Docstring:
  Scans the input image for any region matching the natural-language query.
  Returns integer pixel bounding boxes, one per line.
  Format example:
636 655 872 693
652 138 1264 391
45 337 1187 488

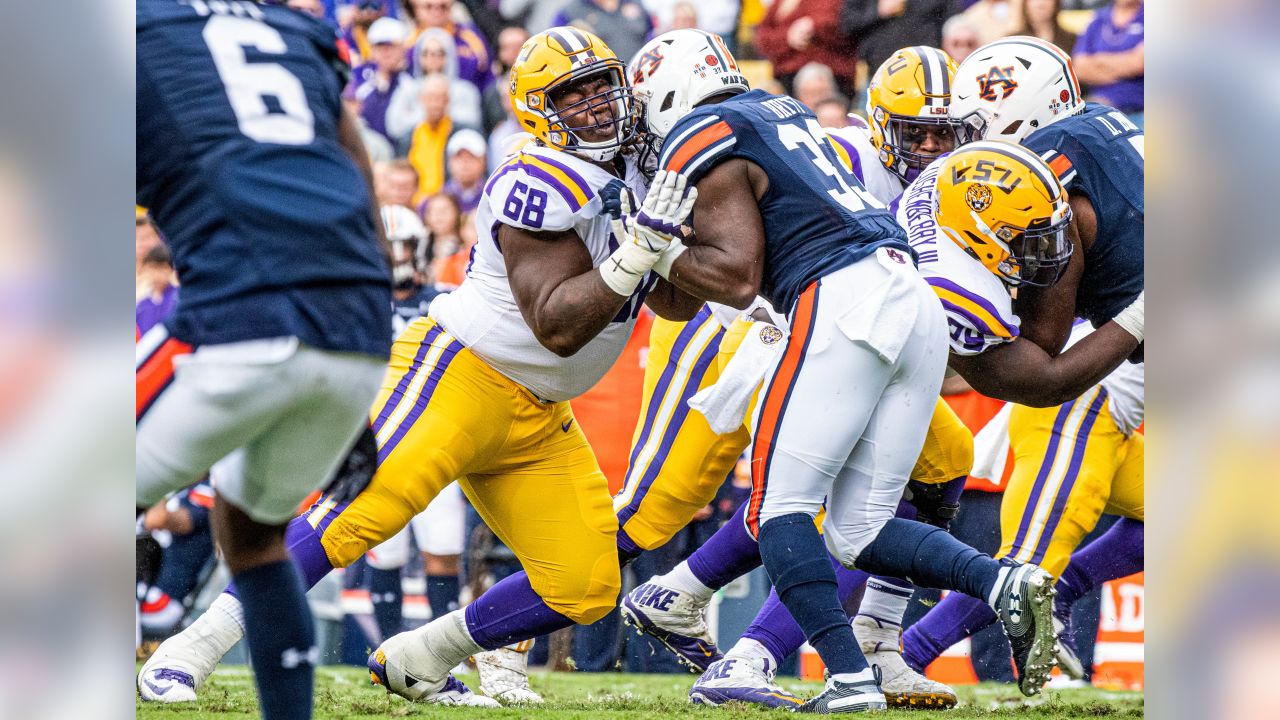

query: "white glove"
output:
1112 290 1143 343
600 170 697 296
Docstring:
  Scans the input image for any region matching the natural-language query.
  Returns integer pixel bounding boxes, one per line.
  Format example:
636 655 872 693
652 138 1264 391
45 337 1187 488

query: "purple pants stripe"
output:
371 324 443 435
1008 398 1077 555
377 339 464 463
1030 387 1109 564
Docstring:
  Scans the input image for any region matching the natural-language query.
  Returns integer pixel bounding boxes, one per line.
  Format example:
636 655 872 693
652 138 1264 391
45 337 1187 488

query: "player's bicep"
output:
501 224 594 319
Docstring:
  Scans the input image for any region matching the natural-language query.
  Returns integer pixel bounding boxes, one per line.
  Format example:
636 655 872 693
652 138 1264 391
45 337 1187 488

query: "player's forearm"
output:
645 277 704 321
664 244 760 309
956 324 1137 407
525 273 631 358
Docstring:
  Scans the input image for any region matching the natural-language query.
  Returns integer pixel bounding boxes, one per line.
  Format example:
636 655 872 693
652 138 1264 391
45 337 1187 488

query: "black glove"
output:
321 425 378 505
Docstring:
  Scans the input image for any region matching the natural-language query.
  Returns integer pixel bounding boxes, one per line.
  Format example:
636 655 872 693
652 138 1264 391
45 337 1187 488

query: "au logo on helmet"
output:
966 183 993 212
976 65 1018 101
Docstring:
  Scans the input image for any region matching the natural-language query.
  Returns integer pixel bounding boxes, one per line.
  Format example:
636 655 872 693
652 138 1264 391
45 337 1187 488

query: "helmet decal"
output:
976 66 1018 101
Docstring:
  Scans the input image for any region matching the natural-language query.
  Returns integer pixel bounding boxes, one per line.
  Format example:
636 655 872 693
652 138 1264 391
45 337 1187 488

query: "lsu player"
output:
139 26 700 707
136 1 391 718
898 35 1147 677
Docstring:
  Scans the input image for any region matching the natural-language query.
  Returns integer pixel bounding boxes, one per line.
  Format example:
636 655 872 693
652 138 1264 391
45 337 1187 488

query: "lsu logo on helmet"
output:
976 66 1018 101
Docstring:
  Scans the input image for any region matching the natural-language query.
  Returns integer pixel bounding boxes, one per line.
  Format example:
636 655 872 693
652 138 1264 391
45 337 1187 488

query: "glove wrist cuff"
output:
652 238 687 279
600 242 660 296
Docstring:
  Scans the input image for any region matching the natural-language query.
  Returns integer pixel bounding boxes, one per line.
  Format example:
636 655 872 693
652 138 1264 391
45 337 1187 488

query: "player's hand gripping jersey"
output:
657 90 910 314
1023 103 1144 327
430 144 654 401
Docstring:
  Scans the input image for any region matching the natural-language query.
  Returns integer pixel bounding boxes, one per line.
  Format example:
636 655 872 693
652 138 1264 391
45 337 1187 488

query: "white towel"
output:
970 402 1012 484
689 321 789 434
833 249 920 365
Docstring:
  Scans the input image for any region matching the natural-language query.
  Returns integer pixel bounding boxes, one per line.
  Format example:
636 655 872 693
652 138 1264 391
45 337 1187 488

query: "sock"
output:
366 567 403 640
1057 518 1145 609
901 592 997 672
426 574 460 620
728 636 777 664
758 514 865 675
743 554 870 665
857 576 913 627
855 518 1000 602
235 560 317 720
463 570 576 649
652 561 714 603
685 502 764 591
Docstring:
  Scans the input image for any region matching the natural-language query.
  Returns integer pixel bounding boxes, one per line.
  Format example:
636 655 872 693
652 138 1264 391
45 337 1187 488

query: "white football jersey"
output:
1062 322 1145 435
894 157 1021 356
429 144 652 402
825 124 905 205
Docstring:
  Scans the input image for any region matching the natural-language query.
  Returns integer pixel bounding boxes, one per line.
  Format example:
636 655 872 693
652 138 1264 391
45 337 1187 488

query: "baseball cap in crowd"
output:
367 17 408 46
447 129 487 158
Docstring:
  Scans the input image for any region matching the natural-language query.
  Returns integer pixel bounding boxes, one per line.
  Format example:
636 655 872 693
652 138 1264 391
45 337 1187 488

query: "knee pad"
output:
542 552 622 625
904 477 965 531
821 511 892 569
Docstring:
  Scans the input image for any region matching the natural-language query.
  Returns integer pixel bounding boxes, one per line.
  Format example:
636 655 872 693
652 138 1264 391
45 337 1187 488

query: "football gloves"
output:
600 170 696 296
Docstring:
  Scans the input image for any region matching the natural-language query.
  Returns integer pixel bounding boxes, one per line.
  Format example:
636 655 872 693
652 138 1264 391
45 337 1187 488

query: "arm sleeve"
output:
657 110 739 185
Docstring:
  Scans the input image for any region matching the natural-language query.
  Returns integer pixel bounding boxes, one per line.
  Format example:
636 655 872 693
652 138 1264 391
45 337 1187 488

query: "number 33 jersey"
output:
136 0 390 357
430 144 654 402
656 89 911 315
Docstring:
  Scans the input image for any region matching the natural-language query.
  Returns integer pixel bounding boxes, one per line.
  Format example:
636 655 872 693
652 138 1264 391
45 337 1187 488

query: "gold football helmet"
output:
866 46 964 182
509 27 634 162
934 141 1073 287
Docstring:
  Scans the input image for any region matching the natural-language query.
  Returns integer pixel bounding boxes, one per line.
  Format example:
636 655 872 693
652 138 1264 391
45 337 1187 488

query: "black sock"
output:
235 560 316 720
366 566 403 640
758 513 865 675
855 518 1000 601
426 574 460 620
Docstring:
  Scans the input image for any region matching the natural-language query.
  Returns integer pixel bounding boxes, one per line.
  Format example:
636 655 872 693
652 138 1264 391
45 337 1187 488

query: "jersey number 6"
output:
203 15 316 145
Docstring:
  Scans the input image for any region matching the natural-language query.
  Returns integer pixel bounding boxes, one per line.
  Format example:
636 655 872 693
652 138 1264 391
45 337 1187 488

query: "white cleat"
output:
620 580 721 672
137 594 245 703
852 615 957 709
689 654 802 709
476 640 543 705
368 609 497 706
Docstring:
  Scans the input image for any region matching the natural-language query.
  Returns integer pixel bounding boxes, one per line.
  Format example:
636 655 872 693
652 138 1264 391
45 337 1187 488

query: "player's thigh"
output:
998 387 1122 577
462 419 619 623
136 338 304 508
615 311 740 551
911 397 975 485
1104 429 1144 522
319 321 504 567
410 481 466 556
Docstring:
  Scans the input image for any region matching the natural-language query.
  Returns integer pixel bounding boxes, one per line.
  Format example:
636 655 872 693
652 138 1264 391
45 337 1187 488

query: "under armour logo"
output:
281 646 321 669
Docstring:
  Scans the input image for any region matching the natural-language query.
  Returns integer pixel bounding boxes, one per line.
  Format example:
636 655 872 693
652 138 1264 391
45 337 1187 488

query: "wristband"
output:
652 237 688 279
1111 290 1144 343
599 239 661 296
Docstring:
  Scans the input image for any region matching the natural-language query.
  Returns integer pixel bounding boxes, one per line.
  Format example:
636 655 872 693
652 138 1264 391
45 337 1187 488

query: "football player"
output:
139 26 701 707
136 1 391 718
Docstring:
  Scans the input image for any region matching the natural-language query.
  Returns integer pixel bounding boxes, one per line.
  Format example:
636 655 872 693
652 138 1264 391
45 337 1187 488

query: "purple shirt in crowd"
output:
136 285 179 336
1074 4 1145 113
356 71 410 141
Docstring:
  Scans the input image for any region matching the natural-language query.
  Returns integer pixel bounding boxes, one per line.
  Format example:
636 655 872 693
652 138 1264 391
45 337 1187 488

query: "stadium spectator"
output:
342 87 396 162
286 0 325 18
1023 0 1076 53
814 95 851 128
643 0 739 38
400 0 496 92
136 244 178 336
501 0 573 38
374 160 421 210
407 74 454 201
957 0 1025 45
941 13 981 62
355 17 416 143
387 28 484 143
552 0 655 68
343 0 393 81
486 89 525 172
755 0 857 97
441 129 488 214
1072 0 1144 118
135 211 163 287
494 25 532 79
421 192 465 284
839 0 958 78
792 61 839 112
139 484 216 638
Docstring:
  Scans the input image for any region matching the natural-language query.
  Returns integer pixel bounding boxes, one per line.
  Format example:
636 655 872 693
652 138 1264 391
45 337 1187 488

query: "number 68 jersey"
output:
429 144 654 402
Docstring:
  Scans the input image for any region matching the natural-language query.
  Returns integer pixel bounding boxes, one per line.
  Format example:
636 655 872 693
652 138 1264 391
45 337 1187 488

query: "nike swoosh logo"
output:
561 419 574 432
143 678 171 696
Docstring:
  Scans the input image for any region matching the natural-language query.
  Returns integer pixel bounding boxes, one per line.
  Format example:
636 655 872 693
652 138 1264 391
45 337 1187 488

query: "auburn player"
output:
136 1 391 717
140 26 700 708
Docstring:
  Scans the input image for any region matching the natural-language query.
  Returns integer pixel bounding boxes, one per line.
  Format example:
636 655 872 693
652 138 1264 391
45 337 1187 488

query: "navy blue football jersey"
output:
1023 103 1143 327
658 90 910 314
137 0 390 356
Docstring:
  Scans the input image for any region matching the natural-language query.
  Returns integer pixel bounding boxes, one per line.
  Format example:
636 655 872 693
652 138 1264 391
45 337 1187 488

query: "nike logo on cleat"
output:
143 679 171 696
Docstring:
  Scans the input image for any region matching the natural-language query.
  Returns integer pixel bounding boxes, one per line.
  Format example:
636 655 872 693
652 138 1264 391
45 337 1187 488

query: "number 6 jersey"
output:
656 89 911 315
136 0 391 357
429 144 654 402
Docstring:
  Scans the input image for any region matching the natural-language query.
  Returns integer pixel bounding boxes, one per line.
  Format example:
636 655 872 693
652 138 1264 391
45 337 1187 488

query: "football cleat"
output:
136 593 246 703
796 669 888 714
1052 603 1086 680
994 562 1059 696
620 581 721 672
137 665 198 703
368 649 497 706
852 615 957 709
475 641 543 705
689 655 802 709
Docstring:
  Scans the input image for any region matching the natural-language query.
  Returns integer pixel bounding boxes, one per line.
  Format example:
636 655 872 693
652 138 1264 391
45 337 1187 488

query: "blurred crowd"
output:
136 0 1143 679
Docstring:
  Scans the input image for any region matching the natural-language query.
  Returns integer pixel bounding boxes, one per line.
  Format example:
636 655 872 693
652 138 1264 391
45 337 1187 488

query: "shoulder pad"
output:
484 149 601 232
924 275 1020 356
658 108 737 183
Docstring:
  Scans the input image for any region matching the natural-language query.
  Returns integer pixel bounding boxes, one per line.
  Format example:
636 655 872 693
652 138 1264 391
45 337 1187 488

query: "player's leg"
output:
364 524 413 642
370 394 618 703
413 482 466 621
901 388 1120 688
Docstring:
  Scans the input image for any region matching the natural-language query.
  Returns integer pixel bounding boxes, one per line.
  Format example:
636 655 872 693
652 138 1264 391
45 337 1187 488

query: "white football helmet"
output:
950 36 1084 145
628 29 749 143
381 204 427 243
381 204 428 287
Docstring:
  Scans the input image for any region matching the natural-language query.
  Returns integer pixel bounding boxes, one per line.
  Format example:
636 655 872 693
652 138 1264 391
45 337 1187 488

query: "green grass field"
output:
135 666 1143 719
